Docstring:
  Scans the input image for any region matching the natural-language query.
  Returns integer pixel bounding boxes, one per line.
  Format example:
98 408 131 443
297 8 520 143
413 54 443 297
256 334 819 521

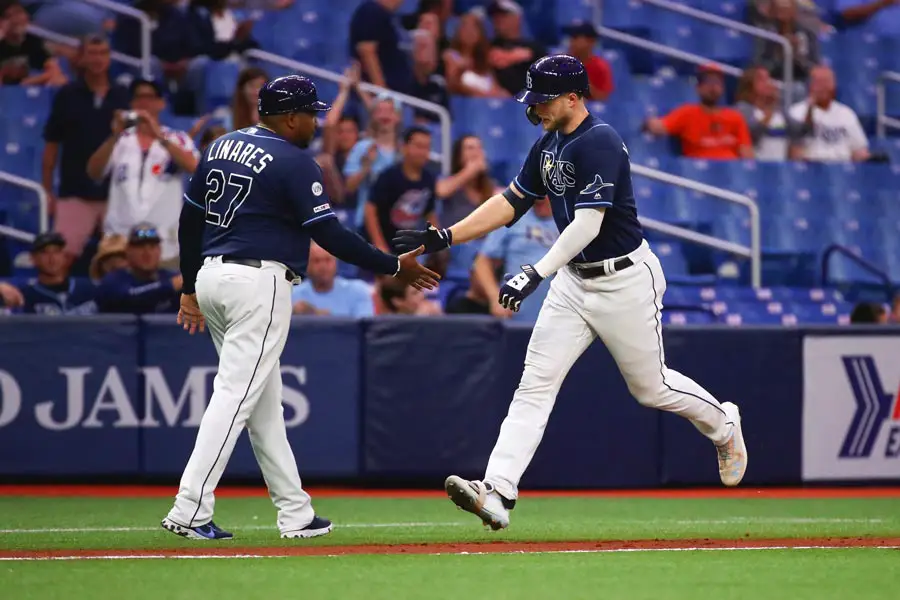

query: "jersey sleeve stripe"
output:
183 194 204 210
513 177 542 199
574 201 613 209
301 212 337 227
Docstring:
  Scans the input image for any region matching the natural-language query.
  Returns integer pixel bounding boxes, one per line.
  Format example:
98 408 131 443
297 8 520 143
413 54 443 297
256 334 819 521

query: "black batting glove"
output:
392 222 452 254
499 264 543 312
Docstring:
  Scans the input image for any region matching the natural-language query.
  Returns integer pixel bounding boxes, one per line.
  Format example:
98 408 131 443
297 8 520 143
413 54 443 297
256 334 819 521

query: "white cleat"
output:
716 402 748 487
444 475 510 531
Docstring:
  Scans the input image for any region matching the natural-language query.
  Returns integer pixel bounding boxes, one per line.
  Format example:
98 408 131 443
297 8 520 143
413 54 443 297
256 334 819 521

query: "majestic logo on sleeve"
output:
840 355 900 459
540 150 576 195
579 174 614 199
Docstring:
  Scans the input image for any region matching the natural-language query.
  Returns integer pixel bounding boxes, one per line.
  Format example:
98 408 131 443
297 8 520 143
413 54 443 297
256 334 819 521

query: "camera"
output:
122 111 140 129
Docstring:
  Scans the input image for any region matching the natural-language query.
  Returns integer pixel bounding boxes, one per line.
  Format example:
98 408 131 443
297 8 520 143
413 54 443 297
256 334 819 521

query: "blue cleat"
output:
161 517 233 540
280 515 333 539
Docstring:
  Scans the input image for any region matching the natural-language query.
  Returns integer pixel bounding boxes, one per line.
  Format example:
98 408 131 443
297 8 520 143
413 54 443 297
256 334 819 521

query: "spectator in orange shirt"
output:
644 65 754 160
562 21 613 101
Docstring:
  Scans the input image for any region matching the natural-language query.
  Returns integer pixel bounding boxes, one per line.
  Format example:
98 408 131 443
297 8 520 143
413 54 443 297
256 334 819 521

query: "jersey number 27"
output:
205 168 252 228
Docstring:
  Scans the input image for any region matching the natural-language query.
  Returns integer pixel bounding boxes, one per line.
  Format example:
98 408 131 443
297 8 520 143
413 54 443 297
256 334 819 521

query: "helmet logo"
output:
526 71 533 89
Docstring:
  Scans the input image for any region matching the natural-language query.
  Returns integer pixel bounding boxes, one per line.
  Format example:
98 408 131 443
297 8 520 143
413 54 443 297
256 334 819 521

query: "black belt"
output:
221 256 298 282
569 256 634 279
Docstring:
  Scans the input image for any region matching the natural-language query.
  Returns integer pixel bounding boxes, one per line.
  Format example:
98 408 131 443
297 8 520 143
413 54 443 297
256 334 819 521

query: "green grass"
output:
4 549 899 600
1 496 898 551
2 495 899 600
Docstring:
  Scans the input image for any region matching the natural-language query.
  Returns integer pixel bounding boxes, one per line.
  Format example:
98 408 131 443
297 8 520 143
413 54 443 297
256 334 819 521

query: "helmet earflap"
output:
526 105 540 126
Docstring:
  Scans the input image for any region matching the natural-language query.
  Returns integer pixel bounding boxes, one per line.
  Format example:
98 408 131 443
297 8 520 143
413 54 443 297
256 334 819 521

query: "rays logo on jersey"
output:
579 174 614 199
540 150 576 195
839 355 900 459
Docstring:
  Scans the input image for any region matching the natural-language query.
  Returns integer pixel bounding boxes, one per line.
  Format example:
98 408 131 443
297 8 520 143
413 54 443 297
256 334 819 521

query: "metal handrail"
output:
80 0 152 79
638 0 795 107
632 163 762 288
27 24 143 70
820 244 894 300
596 26 746 80
0 224 36 243
245 49 452 176
0 171 49 235
875 70 900 138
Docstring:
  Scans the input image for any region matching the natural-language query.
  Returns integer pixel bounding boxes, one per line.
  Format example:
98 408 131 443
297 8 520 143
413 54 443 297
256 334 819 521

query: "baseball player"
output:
162 75 439 540
393 55 747 530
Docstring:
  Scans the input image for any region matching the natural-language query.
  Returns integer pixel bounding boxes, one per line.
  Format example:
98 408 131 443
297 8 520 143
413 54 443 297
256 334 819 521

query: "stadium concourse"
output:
0 0 899 324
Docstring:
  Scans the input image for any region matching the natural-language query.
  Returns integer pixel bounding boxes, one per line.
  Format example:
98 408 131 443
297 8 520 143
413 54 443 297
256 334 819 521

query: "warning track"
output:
2 537 898 561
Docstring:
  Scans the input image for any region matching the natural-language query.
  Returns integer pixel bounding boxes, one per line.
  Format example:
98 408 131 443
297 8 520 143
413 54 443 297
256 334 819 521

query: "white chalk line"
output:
0 517 886 535
2 545 899 562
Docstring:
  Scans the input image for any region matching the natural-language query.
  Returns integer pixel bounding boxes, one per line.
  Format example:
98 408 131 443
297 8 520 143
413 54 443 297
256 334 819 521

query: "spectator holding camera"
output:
96 224 182 314
87 78 199 270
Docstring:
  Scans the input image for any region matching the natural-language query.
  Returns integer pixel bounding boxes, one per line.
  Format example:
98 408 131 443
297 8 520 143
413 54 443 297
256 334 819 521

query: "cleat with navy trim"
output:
281 515 333 539
161 517 233 540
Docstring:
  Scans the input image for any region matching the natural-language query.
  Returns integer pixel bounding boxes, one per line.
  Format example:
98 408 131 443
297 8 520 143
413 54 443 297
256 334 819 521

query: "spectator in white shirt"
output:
788 65 870 162
87 78 200 269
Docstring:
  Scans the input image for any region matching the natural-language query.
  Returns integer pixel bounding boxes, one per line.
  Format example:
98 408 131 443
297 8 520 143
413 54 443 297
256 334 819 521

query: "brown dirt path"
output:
3 537 899 560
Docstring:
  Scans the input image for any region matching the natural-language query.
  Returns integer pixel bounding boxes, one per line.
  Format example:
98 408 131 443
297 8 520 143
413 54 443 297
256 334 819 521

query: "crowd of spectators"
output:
2 0 899 320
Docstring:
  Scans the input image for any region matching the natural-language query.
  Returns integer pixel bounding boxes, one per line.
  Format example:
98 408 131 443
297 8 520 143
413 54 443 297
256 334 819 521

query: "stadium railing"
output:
26 24 144 73
638 0 795 109
0 170 47 243
820 244 895 300
632 163 762 288
875 71 900 138
244 49 453 176
80 0 153 79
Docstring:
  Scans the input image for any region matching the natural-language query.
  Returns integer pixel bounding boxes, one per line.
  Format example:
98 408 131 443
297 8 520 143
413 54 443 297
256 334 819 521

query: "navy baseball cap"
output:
562 20 599 39
31 231 65 252
128 224 161 245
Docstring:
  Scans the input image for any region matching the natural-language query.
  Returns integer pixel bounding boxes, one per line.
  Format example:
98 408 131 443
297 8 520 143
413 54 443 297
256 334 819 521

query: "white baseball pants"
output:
166 257 316 533
485 241 733 500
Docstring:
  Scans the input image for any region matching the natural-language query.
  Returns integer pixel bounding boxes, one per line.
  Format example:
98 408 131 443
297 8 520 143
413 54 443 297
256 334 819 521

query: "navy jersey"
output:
20 278 97 315
369 164 437 248
510 114 643 262
184 127 337 274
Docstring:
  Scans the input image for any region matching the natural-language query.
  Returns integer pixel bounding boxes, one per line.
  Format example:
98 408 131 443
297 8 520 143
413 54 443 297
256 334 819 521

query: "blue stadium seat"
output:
557 0 595 29
449 98 522 165
762 216 828 253
1 144 41 180
698 0 748 19
652 241 689 276
602 0 655 32
723 302 798 326
661 308 718 325
664 284 720 305
202 61 241 113
712 216 752 247
790 302 850 324
701 23 753 64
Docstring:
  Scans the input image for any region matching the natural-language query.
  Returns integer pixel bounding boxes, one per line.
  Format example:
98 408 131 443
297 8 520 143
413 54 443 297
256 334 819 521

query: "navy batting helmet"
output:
257 75 331 116
516 54 589 124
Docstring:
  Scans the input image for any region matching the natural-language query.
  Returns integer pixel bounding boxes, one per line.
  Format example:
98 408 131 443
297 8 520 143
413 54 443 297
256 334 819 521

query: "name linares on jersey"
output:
205 137 274 174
